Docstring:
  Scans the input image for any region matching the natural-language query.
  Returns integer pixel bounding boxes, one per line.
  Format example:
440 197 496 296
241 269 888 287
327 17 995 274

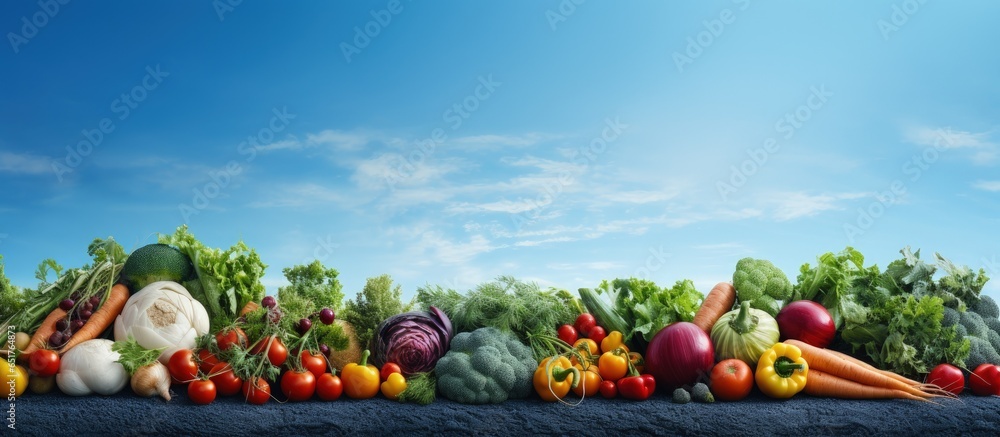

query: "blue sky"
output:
2 0 999 304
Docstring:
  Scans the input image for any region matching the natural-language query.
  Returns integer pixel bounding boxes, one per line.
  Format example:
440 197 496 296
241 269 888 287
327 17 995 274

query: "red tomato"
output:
216 327 248 351
242 377 272 405
599 380 617 399
709 359 754 401
925 363 965 396
29 349 60 377
281 370 317 402
250 336 288 367
302 350 328 379
316 373 343 401
209 362 243 397
380 362 401 382
969 363 1000 396
188 379 217 405
168 349 199 385
588 326 607 346
197 349 221 374
557 324 578 345
574 313 597 337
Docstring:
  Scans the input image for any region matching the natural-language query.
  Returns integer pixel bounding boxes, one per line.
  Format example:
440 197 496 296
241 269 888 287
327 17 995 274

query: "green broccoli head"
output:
966 336 1000 370
941 306 961 328
733 258 792 316
984 316 1000 335
989 330 1000 356
971 296 1000 320
434 327 535 404
960 311 990 339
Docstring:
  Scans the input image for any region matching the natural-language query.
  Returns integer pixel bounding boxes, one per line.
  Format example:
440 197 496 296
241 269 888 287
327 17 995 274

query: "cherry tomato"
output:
188 379 217 405
302 350 328 379
216 327 248 351
588 326 607 345
970 363 1000 396
209 362 243 397
197 349 221 374
281 369 317 402
242 377 272 405
380 362 402 382
710 359 754 402
250 336 288 367
316 373 343 401
574 313 597 337
29 349 60 377
599 380 617 399
557 324 578 345
168 349 199 385
925 363 964 396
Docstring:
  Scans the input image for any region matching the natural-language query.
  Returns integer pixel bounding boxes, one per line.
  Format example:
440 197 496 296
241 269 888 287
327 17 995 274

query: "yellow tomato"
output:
3 364 28 398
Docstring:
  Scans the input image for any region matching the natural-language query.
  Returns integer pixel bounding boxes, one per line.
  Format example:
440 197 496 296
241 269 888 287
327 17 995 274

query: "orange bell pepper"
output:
341 349 380 399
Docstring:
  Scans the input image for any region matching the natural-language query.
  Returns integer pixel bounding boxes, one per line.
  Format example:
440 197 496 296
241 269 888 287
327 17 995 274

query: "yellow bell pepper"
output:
380 372 407 400
600 331 629 354
534 356 580 402
755 342 808 399
342 350 381 399
597 348 629 382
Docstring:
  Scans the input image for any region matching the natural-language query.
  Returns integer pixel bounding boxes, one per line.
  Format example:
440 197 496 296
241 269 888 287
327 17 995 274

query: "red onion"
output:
645 322 715 389
775 300 836 349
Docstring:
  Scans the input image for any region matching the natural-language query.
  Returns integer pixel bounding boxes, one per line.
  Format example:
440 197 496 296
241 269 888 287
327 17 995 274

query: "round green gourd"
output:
710 301 780 367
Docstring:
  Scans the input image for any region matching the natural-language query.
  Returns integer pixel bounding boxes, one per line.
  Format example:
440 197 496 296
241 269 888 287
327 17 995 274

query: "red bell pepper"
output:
618 374 656 400
616 352 655 400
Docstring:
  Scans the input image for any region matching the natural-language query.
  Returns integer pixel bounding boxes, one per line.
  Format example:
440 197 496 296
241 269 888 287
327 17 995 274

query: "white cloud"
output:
448 199 541 214
770 192 868 221
450 133 553 150
246 182 354 208
973 180 1000 192
254 138 302 152
352 154 462 191
417 232 503 265
0 150 52 175
905 126 991 149
547 261 624 271
601 190 679 204
306 130 371 151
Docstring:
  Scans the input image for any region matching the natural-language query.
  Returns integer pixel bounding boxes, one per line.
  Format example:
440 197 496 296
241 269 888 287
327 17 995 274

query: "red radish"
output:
775 300 836 348
645 322 715 389
925 363 964 396
970 363 1000 396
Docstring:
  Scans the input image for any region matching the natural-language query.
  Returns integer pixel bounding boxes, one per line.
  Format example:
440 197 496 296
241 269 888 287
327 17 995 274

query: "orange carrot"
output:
784 339 943 399
692 282 736 334
59 284 130 354
803 369 929 402
240 301 260 316
822 346 922 387
18 308 68 361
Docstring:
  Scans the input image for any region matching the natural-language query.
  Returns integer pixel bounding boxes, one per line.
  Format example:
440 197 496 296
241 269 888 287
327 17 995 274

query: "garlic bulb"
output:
131 362 171 401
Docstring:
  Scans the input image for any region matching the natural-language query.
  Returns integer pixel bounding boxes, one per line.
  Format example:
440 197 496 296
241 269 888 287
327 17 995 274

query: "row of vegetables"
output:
2 226 1000 407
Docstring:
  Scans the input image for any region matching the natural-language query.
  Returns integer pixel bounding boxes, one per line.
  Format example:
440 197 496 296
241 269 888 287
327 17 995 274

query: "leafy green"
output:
342 274 412 349
398 372 437 405
596 278 704 344
793 247 872 329
278 260 345 314
416 276 576 361
113 337 164 375
0 255 25 323
159 225 267 332
87 237 128 265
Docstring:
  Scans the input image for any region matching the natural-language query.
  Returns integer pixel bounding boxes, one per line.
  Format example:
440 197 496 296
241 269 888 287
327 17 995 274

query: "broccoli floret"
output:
989 330 1000 355
672 388 691 404
955 323 969 339
971 296 1000 320
985 317 1000 335
733 258 792 317
942 307 960 328
966 336 1000 370
960 311 990 339
434 327 535 404
691 383 715 403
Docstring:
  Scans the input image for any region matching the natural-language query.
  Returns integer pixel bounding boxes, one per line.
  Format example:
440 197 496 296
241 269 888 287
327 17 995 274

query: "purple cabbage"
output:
371 306 454 376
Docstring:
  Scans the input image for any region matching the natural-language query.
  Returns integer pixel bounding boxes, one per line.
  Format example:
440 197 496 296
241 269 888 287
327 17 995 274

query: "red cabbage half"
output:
371 306 454 376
